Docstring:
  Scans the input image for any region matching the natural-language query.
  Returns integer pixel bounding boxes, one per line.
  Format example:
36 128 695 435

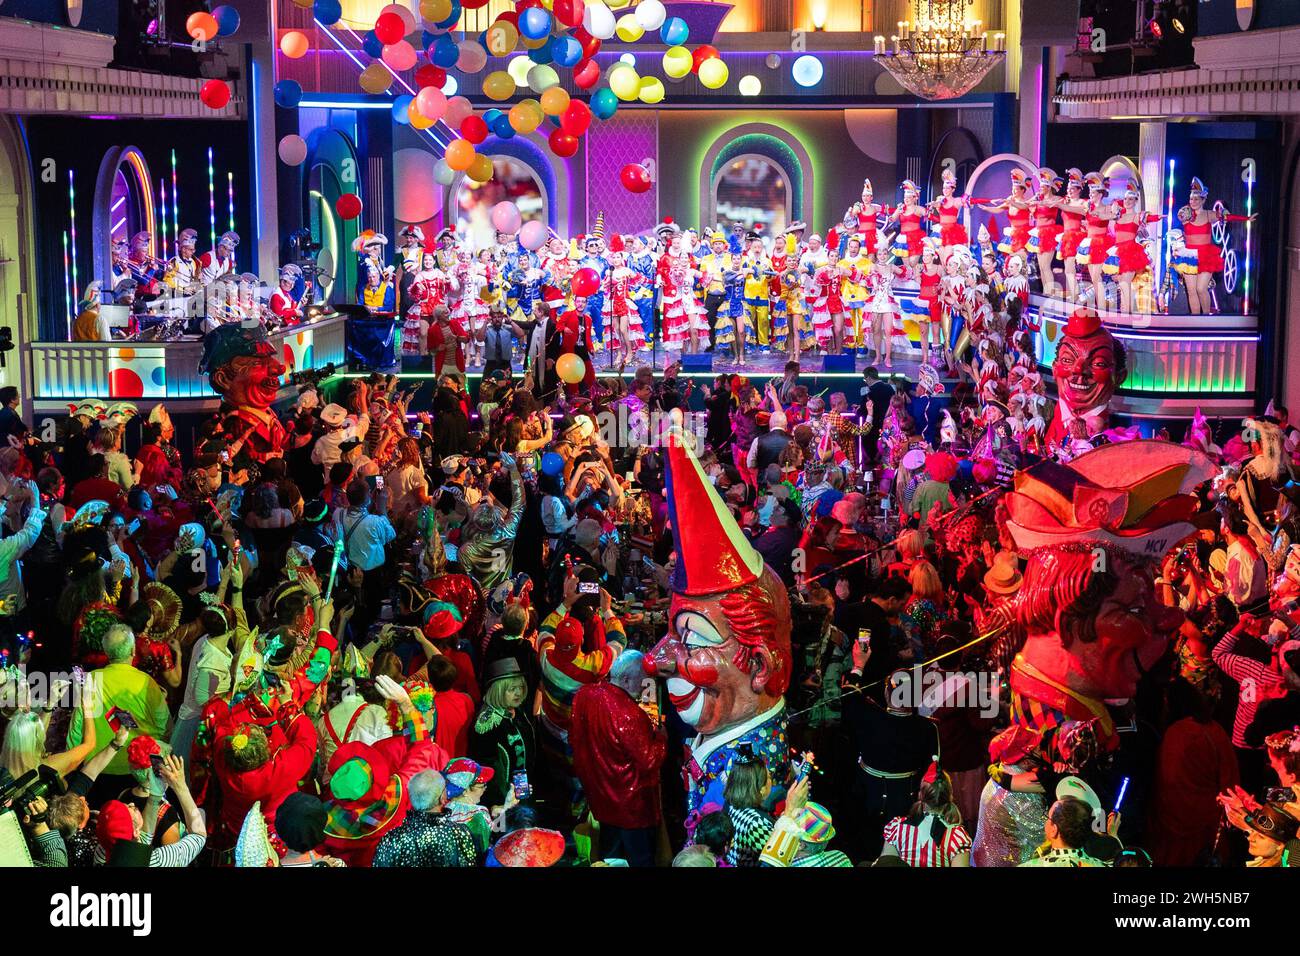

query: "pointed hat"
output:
664 426 765 596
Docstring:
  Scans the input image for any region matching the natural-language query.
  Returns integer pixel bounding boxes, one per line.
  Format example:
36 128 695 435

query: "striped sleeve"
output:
149 833 207 868
946 824 972 855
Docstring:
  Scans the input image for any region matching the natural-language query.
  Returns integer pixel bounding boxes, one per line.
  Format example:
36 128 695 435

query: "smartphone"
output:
511 770 532 801
106 707 138 732
579 581 599 595
857 628 872 648
375 474 384 491
220 449 231 465
127 518 142 536
149 753 165 777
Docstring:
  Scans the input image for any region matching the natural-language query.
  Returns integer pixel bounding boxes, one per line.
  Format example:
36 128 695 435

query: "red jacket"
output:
570 681 667 829
213 710 318 851
432 690 476 758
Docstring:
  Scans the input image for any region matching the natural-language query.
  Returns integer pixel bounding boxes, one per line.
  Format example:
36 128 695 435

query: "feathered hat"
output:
399 224 425 243
899 179 919 195
219 230 241 248
1009 168 1029 189
1189 177 1209 198
862 177 874 196
1084 171 1107 194
941 168 957 187
608 234 626 254
1066 168 1084 191
351 230 387 253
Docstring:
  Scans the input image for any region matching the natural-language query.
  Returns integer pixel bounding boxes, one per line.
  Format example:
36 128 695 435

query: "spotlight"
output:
792 54 823 88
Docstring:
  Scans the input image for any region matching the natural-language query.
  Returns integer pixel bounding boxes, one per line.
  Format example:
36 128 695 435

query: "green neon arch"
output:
710 134 805 222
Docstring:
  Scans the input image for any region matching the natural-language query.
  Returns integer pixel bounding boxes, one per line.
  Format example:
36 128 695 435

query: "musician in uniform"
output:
200 231 240 285
269 264 306 326
127 231 163 298
165 228 202 294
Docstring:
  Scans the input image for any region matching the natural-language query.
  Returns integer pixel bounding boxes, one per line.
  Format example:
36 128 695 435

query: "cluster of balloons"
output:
193 7 240 110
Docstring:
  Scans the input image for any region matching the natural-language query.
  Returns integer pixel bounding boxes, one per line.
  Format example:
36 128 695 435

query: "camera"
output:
0 765 67 819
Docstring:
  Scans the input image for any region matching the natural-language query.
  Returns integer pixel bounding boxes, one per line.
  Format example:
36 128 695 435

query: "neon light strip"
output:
159 179 168 260
1164 158 1174 298
62 230 72 339
1244 175 1253 315
227 171 235 234
207 147 216 251
110 196 126 214
171 149 179 256
68 170 78 308
111 217 127 235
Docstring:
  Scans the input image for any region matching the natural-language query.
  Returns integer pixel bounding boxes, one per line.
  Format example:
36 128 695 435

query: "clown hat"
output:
422 600 464 640
590 211 605 242
664 427 765 596
443 757 494 797
608 233 626 254
551 615 585 653
794 802 837 843
324 740 407 841
491 828 566 867
1063 308 1102 338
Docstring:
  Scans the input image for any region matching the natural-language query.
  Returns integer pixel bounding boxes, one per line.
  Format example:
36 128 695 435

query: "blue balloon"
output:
591 87 618 120
422 30 439 49
273 79 303 109
520 7 551 41
493 115 516 139
435 0 462 29
392 94 414 125
483 108 505 125
432 32 459 68
552 36 582 68
529 41 554 65
312 0 342 27
212 5 240 37
540 452 564 476
362 30 383 58
660 16 689 46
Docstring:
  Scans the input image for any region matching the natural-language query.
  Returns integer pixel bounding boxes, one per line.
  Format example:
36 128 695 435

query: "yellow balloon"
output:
540 85 570 116
662 45 692 79
509 104 540 133
556 353 586 384
521 31 549 50
445 138 476 172
482 70 515 101
468 153 495 183
419 0 452 22
698 57 729 89
485 21 518 57
359 61 392 94
609 63 640 101
520 98 544 123
901 318 920 339
615 14 644 41
638 76 665 104
607 0 632 7
408 99 434 129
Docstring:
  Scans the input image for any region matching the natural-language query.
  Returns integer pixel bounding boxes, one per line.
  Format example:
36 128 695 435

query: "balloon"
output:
484 108 504 125
560 99 591 135
554 0 584 28
540 451 565 476
433 158 456 185
738 74 761 96
445 95 474 125
574 26 601 59
662 45 691 79
540 85 570 116
313 0 342 26
359 62 392 94
616 14 644 41
420 0 452 21
608 63 640 101
362 30 383 57
519 220 549 251
551 35 583 68
468 153 495 183
431 32 460 67
620 163 651 193
212 6 240 37
693 45 720 72
414 65 444 89
485 21 518 56
573 58 601 89
659 16 688 46
525 35 553 60
556 353 587 384
277 134 308 165
279 30 309 58
382 2 418 33
491 201 522 234
374 11 405 44
186 12 218 41
382 40 418 71
445 138 477 172
460 114 488 143
590 86 617 119
698 57 728 89
457 40 487 72
509 101 542 133
408 99 435 128
520 6 551 39
273 79 303 109
526 64 559 93
335 194 363 220
637 75 665 104
572 267 599 296
583 2 615 40
392 93 414 124
482 70 515 100
434 0 462 29
492 115 516 139
634 0 665 30
548 128 579 157
199 79 231 109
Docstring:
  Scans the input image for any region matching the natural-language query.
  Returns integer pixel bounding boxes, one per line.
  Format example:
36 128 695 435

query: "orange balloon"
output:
445 139 476 172
280 30 309 59
467 153 494 183
187 12 218 41
408 99 435 129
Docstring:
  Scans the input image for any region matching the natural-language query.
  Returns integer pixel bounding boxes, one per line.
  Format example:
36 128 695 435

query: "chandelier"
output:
873 0 1007 101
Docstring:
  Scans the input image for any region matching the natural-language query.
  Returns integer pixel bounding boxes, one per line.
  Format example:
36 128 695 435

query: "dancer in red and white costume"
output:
455 252 492 368
809 246 853 355
865 246 904 369
1103 184 1161 315
1056 169 1089 302
977 169 1033 258
603 235 645 367
1176 176 1257 315
845 178 888 255
887 180 928 266
929 169 968 263
1027 168 1064 298
657 229 702 353
1079 172 1116 309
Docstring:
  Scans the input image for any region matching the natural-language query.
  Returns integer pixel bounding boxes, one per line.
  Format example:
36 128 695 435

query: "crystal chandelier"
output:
873 0 1007 101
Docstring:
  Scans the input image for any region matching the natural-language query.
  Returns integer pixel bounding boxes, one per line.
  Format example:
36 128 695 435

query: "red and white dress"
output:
934 197 968 247
1027 199 1062 255
998 204 1032 255
454 266 491 337
658 252 704 349
408 271 452 317
808 265 846 347
605 265 646 353
866 265 905 341
882 814 972 868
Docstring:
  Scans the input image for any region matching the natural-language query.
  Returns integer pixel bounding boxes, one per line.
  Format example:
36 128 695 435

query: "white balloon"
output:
527 64 560 93
583 1 616 40
433 158 455 186
277 134 308 166
634 0 666 31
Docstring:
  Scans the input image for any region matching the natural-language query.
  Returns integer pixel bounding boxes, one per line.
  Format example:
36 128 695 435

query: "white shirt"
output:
385 462 428 523
334 507 396 572
178 636 233 721
316 694 392 781
312 413 371 479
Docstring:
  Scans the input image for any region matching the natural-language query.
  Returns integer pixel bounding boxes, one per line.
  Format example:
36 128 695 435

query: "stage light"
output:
738 74 761 96
792 54 823 88
1147 18 1163 40
810 0 827 30
1171 18 1185 33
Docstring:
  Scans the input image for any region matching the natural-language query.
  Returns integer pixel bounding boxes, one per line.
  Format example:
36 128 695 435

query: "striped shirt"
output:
94 832 207 867
881 814 971 868
1212 627 1286 748
537 610 622 739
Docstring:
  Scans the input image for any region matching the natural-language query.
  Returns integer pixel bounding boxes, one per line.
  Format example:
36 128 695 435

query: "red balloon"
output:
462 0 490 7
495 11 519 27
415 64 446 88
200 79 230 109
374 11 405 45
554 0 584 28
575 28 601 60
572 266 599 296
460 114 489 144
560 100 591 136
515 0 543 10
549 128 580 158
336 193 362 220
573 58 600 89
692 45 720 73
620 163 651 193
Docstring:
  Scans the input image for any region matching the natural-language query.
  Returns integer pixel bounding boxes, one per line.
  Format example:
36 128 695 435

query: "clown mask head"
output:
1052 313 1126 418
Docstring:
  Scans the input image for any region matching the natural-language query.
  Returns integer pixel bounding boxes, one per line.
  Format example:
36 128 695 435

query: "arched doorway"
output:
93 146 157 293
700 125 813 232
303 129 361 305
453 158 546 249
927 128 986 199
713 155 791 234
0 117 36 412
